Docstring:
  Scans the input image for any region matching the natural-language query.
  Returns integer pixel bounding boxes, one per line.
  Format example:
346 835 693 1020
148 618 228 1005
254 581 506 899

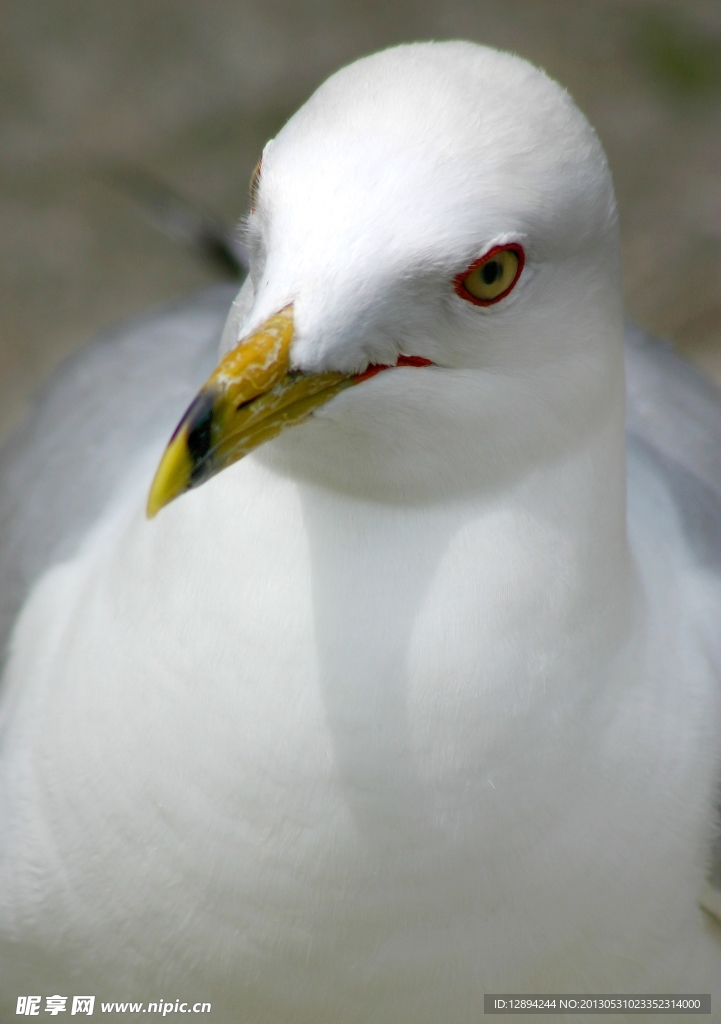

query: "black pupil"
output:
481 259 502 285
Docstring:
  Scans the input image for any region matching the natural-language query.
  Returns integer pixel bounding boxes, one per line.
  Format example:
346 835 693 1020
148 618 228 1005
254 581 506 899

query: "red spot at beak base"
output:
353 354 434 384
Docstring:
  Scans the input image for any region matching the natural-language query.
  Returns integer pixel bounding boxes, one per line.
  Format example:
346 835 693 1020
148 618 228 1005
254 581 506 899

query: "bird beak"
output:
146 304 434 518
146 305 354 517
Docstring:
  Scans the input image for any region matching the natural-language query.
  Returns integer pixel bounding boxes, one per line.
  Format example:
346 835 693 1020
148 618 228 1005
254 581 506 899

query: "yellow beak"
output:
147 304 434 518
146 306 355 517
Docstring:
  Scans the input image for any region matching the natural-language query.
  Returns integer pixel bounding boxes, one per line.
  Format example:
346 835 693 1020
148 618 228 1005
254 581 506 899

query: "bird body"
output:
0 41 720 1020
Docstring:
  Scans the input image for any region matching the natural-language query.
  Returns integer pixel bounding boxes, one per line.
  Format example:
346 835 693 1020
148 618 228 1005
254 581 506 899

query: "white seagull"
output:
0 41 720 1021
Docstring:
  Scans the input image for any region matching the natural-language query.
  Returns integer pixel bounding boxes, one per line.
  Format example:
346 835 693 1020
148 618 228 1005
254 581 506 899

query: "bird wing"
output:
0 285 234 667
625 323 721 901
626 323 721 525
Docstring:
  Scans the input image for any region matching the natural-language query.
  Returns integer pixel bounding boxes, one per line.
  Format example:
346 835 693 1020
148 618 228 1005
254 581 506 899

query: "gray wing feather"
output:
0 285 235 666
625 323 721 895
625 323 721 516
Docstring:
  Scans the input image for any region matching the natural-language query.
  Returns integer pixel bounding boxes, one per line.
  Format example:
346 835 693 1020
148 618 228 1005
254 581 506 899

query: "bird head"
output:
148 41 622 516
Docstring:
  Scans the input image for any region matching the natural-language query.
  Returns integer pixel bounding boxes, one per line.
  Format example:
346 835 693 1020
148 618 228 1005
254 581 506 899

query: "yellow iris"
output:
461 247 520 303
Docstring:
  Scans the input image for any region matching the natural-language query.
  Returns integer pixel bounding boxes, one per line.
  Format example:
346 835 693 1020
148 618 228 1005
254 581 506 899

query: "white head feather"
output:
223 41 624 502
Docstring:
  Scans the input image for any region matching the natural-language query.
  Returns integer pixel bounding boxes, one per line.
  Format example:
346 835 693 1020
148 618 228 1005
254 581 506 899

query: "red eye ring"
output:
453 243 526 307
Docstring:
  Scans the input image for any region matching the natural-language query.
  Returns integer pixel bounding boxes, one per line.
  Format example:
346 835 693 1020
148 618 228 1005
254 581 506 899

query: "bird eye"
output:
454 244 525 306
249 158 262 212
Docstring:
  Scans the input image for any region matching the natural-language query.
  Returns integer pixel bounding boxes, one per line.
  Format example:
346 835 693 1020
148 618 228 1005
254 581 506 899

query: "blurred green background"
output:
2 0 721 440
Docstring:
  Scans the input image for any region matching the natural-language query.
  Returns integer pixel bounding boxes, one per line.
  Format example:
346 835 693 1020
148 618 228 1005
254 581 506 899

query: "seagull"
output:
0 40 720 1021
